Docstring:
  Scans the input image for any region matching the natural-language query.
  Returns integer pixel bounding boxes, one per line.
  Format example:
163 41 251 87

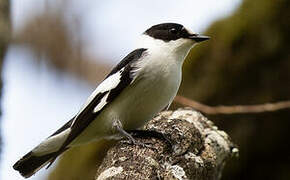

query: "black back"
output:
144 23 192 42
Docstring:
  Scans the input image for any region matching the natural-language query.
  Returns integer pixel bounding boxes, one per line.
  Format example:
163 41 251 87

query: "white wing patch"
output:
32 128 71 156
93 93 109 113
94 67 124 94
72 68 125 125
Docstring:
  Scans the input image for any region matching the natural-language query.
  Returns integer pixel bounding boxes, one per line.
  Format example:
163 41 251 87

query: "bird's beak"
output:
188 34 210 42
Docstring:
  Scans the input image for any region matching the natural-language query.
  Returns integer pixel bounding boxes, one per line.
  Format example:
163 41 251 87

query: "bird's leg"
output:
113 119 154 149
112 119 139 145
112 120 171 150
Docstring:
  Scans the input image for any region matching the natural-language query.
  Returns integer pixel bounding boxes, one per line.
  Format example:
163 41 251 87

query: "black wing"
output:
55 48 148 154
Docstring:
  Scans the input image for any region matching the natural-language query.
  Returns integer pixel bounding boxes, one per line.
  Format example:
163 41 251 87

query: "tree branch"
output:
95 108 238 180
174 95 290 115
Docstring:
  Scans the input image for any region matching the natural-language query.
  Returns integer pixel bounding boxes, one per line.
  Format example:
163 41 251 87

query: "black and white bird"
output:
13 23 209 178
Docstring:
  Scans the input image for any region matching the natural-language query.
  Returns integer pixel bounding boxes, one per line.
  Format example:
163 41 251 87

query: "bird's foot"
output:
128 130 173 150
113 120 153 149
124 137 153 149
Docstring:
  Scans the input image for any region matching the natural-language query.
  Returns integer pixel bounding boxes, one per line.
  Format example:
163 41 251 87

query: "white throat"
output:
136 34 195 63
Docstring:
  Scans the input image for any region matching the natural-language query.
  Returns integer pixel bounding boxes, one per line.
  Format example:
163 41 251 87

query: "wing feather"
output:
53 48 148 155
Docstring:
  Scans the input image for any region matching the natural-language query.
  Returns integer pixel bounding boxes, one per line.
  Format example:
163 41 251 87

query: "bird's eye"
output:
170 28 178 34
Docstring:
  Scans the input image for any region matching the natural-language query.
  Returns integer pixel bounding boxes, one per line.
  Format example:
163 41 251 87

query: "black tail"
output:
13 150 65 178
13 118 74 178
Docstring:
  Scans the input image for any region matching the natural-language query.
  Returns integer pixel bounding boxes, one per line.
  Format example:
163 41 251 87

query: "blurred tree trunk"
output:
0 0 10 67
0 0 11 157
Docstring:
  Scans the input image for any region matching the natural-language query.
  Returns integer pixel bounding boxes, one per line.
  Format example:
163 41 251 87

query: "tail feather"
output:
13 118 74 178
13 150 65 178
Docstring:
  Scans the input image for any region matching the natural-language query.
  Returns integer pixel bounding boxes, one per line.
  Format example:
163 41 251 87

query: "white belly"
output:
110 68 181 130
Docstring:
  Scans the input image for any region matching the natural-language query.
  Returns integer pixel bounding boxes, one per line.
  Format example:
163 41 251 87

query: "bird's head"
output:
138 23 209 60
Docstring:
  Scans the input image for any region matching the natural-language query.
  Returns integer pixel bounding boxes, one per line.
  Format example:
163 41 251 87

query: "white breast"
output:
104 49 182 129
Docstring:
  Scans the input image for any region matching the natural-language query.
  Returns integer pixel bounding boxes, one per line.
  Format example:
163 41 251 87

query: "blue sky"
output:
2 0 240 179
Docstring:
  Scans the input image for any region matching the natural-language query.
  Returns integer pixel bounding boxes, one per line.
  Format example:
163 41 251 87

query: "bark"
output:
95 108 238 180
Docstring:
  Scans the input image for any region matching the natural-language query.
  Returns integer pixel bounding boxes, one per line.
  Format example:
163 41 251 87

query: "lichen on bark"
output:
96 108 238 180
